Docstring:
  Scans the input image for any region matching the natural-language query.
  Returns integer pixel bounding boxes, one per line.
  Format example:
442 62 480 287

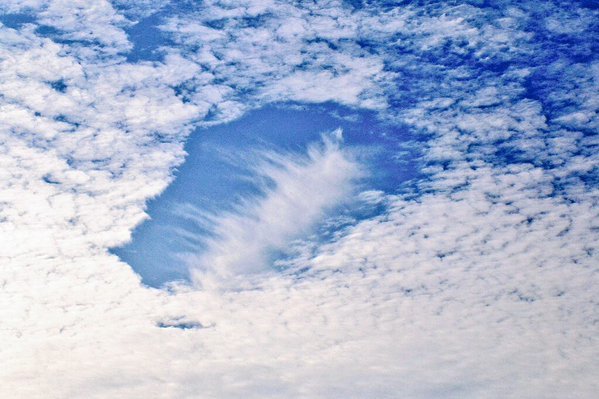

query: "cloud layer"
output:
0 0 597 398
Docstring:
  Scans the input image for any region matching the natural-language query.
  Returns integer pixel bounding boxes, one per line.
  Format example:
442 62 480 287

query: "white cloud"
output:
159 1 390 110
0 0 598 398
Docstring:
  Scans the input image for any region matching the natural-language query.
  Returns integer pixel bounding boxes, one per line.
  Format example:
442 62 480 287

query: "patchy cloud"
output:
0 0 598 398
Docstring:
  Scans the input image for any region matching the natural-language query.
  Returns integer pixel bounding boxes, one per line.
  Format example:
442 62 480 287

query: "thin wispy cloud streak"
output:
172 130 363 289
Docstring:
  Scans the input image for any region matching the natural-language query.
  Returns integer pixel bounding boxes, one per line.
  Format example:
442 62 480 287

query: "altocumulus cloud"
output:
0 1 597 398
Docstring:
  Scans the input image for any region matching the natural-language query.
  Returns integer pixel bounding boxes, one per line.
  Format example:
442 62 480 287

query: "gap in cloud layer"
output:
112 103 423 288
0 13 36 29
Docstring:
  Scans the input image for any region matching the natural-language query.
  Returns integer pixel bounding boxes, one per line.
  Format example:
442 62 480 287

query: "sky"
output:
0 1 598 398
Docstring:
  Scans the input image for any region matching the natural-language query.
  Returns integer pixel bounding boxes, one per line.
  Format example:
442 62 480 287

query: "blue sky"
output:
0 1 597 398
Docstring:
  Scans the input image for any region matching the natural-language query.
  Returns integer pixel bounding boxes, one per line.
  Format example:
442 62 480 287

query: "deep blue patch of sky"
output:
124 9 172 63
0 13 36 29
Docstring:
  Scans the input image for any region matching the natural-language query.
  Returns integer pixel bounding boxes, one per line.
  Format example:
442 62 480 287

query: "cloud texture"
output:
0 0 597 398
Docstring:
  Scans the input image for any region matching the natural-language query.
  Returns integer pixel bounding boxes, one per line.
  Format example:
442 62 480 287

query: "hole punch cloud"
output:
1 1 598 397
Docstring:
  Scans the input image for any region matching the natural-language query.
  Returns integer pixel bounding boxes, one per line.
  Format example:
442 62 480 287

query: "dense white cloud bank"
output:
0 0 597 398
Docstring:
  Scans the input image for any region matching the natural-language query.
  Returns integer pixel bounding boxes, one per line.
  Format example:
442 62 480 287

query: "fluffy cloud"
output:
0 0 597 398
